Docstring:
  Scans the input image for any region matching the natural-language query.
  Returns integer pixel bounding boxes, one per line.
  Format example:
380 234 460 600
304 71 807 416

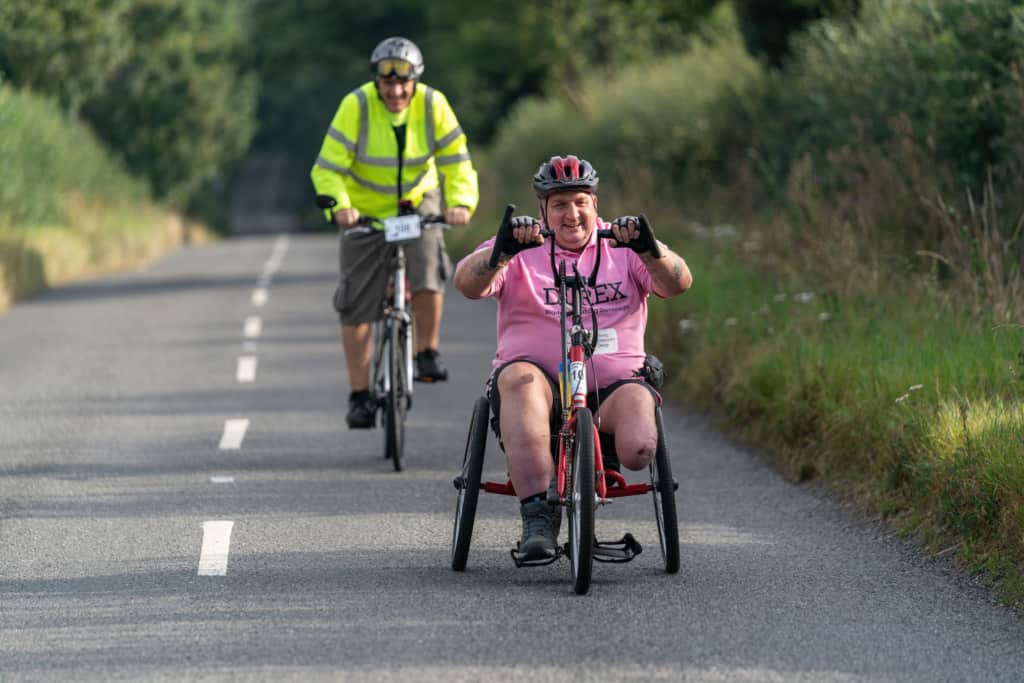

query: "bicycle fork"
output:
381 244 414 399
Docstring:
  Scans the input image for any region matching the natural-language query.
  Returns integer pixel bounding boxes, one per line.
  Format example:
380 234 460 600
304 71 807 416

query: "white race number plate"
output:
383 214 422 242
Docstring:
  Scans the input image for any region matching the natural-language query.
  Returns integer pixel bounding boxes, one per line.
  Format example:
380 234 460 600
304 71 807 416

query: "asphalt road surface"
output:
2 234 1022 681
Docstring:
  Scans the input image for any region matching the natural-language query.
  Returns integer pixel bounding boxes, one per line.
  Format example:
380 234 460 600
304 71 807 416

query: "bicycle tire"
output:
384 321 407 471
651 406 680 573
568 408 595 595
451 396 489 571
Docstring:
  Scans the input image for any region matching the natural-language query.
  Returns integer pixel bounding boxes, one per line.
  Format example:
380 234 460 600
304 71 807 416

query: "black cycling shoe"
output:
346 390 377 429
414 348 448 382
517 500 561 561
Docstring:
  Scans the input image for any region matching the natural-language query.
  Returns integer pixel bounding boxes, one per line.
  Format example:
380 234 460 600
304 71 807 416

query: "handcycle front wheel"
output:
451 396 489 571
651 406 680 573
383 321 408 471
568 407 596 595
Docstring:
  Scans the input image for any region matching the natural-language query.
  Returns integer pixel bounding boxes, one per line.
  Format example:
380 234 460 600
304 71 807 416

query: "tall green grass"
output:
0 84 148 227
0 83 188 309
649 238 1024 600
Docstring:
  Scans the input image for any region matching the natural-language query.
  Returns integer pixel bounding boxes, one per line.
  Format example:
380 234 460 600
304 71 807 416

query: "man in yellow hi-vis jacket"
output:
312 36 479 429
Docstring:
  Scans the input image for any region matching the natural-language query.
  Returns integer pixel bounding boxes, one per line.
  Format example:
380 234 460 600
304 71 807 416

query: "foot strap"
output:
593 533 643 563
510 542 562 568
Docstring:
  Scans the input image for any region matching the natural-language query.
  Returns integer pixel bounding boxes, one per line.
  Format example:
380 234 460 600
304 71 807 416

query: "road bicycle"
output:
451 208 680 594
315 195 444 471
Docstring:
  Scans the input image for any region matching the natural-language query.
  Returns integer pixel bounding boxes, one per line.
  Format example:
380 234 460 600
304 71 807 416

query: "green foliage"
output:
244 0 427 158
82 0 258 204
245 0 719 158
486 18 764 214
0 0 259 207
422 0 719 141
0 84 146 227
651 239 1024 601
759 0 1024 195
732 0 860 66
0 0 132 114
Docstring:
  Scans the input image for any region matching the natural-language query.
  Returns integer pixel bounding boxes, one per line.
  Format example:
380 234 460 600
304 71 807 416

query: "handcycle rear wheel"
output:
568 408 595 595
451 396 489 571
651 406 680 573
384 321 408 471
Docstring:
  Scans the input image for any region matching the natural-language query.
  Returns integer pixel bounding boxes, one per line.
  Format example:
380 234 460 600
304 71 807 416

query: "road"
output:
1 234 1022 681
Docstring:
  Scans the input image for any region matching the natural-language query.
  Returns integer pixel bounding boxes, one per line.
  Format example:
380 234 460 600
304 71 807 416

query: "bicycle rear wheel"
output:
384 321 408 471
568 408 595 595
651 406 680 573
451 396 489 571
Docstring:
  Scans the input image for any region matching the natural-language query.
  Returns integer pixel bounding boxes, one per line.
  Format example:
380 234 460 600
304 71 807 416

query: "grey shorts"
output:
332 225 452 325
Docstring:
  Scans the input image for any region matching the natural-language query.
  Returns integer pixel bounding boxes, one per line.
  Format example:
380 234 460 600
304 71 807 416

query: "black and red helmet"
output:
533 155 599 197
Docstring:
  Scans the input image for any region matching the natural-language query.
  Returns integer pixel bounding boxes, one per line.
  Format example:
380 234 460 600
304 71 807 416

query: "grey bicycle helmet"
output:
533 155 599 197
370 37 425 79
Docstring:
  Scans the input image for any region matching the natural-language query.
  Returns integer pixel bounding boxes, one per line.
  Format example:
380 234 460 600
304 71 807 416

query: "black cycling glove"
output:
488 204 544 267
610 214 662 258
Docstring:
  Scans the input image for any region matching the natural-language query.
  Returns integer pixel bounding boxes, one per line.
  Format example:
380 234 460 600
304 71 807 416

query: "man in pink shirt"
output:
454 155 692 561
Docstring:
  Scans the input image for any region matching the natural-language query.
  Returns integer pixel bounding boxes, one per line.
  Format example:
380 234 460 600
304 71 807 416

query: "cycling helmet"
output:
370 37 424 79
533 155 599 197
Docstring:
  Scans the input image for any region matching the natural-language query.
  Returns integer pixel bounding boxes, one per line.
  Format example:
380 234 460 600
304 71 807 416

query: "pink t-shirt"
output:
461 218 657 389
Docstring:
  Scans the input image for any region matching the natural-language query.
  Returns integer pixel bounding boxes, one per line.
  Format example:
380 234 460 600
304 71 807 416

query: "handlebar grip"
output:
487 204 517 268
601 215 662 258
638 214 662 258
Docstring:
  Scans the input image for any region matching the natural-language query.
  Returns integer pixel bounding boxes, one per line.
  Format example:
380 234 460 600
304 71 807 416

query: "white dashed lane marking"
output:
236 356 257 383
197 521 234 576
244 316 262 338
218 419 250 450
251 289 268 307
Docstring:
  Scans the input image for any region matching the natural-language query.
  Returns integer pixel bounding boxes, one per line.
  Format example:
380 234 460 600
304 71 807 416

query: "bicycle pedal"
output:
510 543 562 568
593 533 643 563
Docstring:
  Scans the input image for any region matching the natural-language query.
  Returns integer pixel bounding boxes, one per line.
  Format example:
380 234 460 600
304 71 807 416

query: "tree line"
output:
0 0 849 213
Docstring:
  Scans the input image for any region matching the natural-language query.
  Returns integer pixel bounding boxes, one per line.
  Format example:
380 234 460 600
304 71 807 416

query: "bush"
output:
760 0 1024 195
0 84 146 227
487 19 765 219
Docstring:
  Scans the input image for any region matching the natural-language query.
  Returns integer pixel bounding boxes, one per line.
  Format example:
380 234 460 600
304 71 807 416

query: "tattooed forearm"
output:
644 251 691 297
455 251 508 298
471 259 496 278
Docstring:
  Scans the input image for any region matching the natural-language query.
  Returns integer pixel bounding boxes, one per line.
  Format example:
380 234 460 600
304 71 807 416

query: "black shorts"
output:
485 360 659 444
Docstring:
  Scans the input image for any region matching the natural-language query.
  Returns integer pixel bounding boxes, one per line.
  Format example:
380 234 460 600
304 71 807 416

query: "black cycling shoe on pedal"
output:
414 348 449 382
346 390 377 429
517 500 561 561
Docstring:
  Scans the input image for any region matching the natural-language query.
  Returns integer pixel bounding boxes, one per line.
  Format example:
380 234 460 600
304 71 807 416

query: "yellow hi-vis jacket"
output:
311 81 479 221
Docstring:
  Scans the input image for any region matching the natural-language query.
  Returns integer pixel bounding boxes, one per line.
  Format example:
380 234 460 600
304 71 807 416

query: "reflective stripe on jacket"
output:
311 81 479 220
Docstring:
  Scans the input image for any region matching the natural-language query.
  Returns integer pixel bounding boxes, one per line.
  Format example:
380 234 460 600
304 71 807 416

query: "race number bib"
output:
383 214 422 242
593 328 619 355
570 360 587 407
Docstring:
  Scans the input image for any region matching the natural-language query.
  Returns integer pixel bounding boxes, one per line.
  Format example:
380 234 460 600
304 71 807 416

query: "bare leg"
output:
497 363 555 497
595 384 658 470
341 323 373 391
412 290 443 352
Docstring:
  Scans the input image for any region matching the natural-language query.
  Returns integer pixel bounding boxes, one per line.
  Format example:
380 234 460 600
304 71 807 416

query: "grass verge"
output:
646 234 1024 604
0 193 212 313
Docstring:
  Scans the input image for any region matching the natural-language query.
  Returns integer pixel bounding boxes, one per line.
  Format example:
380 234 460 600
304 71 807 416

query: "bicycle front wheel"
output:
452 396 489 571
384 321 408 471
651 406 680 573
568 408 595 595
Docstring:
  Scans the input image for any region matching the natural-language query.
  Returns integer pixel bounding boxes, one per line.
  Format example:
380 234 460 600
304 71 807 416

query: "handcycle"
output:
450 207 680 594
316 195 445 471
